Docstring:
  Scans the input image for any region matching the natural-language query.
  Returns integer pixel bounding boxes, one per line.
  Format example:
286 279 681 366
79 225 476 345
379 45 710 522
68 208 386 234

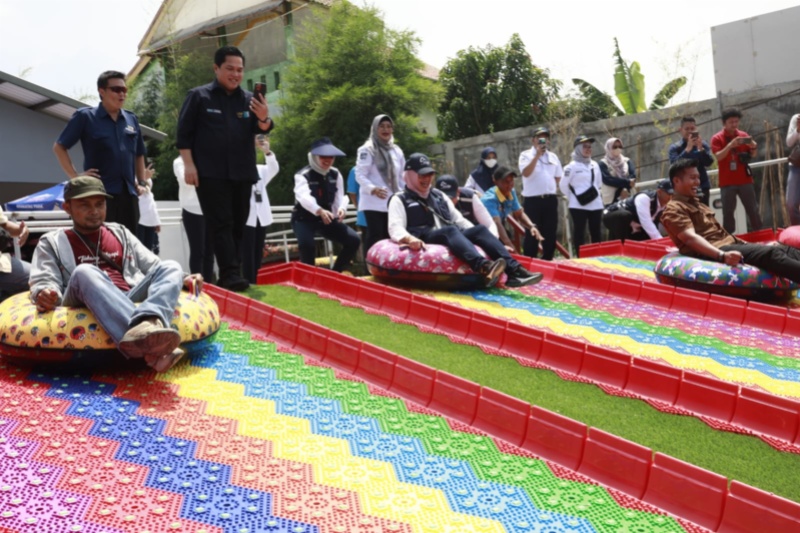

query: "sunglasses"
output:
105 86 128 94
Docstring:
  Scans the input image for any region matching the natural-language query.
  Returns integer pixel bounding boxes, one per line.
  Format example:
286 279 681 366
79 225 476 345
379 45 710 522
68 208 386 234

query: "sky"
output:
1 0 799 107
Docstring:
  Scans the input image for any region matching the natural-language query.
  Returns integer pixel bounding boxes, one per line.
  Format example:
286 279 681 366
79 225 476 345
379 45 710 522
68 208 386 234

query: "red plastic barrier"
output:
744 301 787 334
783 309 800 337
429 371 480 425
737 228 776 243
323 330 362 374
406 295 441 329
523 406 587 470
290 263 318 289
525 258 556 281
670 287 710 317
390 358 436 406
638 281 675 308
675 372 738 423
354 344 397 390
473 388 530 447
731 387 800 444
500 322 544 363
244 304 273 337
539 335 585 375
578 429 652 499
607 276 642 301
256 263 293 285
436 306 473 339
718 481 800 533
380 286 412 319
294 319 329 360
269 309 300 347
310 268 339 294
325 276 360 302
625 358 682 405
355 281 385 310
579 345 631 389
624 241 649 259
643 453 728 531
579 241 623 258
643 245 668 261
224 293 250 326
204 285 228 314
466 315 506 351
705 293 747 325
553 264 584 288
579 271 612 295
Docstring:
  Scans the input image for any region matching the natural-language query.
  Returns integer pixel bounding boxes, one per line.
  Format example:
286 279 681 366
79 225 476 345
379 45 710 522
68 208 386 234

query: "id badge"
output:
255 191 263 203
729 160 737 172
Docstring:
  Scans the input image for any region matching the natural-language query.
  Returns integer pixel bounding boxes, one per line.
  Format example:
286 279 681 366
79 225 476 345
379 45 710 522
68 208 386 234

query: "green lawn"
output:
247 284 800 504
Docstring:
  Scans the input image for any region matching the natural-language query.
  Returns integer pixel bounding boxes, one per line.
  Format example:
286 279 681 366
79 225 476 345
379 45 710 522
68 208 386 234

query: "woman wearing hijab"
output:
464 147 497 194
599 137 636 205
291 137 361 273
561 136 604 256
355 114 406 253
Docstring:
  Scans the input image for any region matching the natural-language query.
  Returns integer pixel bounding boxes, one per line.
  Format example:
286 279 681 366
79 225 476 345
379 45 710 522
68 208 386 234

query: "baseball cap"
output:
532 127 550 137
64 176 112 201
405 153 435 175
310 137 346 157
434 175 459 198
657 179 674 194
573 135 596 147
492 165 517 181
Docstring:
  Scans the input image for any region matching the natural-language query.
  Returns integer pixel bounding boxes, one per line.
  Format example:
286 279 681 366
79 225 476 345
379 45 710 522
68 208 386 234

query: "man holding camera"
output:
518 127 563 260
668 116 714 206
711 108 761 234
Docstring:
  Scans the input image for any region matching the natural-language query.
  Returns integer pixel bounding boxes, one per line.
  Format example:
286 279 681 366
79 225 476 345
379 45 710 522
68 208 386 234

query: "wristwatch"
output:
717 250 725 261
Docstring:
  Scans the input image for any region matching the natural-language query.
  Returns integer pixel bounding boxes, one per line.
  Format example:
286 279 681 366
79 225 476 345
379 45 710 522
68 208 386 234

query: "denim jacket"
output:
29 222 161 304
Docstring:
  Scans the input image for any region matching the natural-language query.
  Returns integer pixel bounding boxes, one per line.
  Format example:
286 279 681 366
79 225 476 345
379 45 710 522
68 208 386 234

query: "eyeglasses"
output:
105 86 128 94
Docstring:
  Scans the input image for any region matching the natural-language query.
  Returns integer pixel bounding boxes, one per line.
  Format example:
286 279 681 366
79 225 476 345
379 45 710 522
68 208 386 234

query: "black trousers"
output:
292 217 361 272
195 177 251 279
721 243 800 283
182 209 215 281
106 192 139 234
363 210 389 255
419 225 520 273
241 222 269 284
602 209 649 242
523 195 559 260
569 208 603 257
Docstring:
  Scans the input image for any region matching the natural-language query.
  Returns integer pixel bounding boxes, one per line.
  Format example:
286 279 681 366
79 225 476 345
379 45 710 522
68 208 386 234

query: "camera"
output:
538 137 547 145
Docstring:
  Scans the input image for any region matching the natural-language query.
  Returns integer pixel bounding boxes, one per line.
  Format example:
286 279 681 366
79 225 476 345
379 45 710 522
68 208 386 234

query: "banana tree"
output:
572 38 686 117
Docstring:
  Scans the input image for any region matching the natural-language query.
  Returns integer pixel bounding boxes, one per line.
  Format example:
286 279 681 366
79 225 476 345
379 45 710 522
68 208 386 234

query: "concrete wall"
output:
0 98 84 203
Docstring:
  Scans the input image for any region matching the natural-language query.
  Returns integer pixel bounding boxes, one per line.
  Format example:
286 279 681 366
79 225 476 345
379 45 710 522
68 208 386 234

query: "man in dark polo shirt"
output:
53 71 147 233
661 159 800 283
176 46 274 292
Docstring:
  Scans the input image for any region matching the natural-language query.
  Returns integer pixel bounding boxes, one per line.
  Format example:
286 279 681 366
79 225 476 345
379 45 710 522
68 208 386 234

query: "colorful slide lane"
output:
0 323 699 533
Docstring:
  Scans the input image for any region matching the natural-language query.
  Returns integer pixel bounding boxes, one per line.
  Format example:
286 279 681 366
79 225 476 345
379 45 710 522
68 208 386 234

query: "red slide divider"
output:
265 262 800 452
206 283 800 532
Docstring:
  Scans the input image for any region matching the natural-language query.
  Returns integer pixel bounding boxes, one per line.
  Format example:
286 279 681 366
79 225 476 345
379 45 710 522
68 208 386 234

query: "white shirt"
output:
247 152 280 227
632 193 666 240
453 193 498 237
518 148 563 197
174 157 203 216
463 175 486 195
137 178 161 227
560 160 603 211
355 144 406 212
388 191 472 242
294 167 349 217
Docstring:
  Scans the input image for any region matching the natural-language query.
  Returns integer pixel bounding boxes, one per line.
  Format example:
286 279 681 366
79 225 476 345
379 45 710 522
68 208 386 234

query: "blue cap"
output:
310 137 345 157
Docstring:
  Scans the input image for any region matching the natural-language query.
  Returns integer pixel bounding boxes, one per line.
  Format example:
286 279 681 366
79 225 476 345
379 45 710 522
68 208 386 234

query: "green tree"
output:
271 0 439 205
436 34 561 141
572 38 686 117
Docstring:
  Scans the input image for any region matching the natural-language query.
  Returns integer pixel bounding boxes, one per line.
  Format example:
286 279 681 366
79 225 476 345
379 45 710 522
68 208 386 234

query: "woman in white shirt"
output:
242 135 280 283
355 114 406 253
561 136 603 257
786 114 800 226
174 156 215 281
136 162 161 253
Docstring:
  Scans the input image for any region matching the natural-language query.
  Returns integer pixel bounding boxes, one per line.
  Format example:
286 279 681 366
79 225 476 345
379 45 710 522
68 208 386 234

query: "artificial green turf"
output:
247 284 800 504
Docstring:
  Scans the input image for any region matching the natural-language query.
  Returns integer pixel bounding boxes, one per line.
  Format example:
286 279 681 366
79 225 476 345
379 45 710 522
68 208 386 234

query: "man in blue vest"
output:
603 179 673 242
388 153 542 288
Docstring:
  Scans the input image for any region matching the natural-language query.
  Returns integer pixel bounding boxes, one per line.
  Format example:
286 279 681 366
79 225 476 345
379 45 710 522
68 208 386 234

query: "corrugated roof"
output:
0 71 166 141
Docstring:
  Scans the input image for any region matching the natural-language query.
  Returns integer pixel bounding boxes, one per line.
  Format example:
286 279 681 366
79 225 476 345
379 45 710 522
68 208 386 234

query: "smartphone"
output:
690 132 699 139
538 137 547 145
254 82 266 99
740 136 753 143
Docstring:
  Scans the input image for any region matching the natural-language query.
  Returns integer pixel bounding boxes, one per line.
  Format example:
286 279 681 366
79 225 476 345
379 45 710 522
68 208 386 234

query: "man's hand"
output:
79 169 101 179
155 225 161 233
184 162 199 186
136 184 147 196
529 226 543 241
721 250 743 266
337 208 346 222
35 289 60 313
404 237 425 251
317 208 335 225
183 273 204 294
145 162 156 180
6 221 30 246
372 187 389 199
536 144 547 156
504 245 516 253
250 93 270 124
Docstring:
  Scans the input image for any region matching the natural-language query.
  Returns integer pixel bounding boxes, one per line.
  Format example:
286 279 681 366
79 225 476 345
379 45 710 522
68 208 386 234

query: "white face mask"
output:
483 159 497 169
611 148 623 157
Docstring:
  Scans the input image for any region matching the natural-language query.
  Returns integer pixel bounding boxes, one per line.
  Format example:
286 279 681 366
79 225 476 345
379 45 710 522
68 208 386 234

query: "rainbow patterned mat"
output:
418 282 800 400
563 257 656 282
0 324 698 533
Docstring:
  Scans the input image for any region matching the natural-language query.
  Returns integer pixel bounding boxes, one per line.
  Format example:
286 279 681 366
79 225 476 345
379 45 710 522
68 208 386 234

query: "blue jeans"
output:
0 257 30 301
292 218 361 272
61 260 183 346
419 225 520 273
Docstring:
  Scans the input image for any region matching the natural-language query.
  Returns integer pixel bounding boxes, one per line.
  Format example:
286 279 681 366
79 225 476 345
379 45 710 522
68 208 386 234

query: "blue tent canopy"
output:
5 181 66 211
